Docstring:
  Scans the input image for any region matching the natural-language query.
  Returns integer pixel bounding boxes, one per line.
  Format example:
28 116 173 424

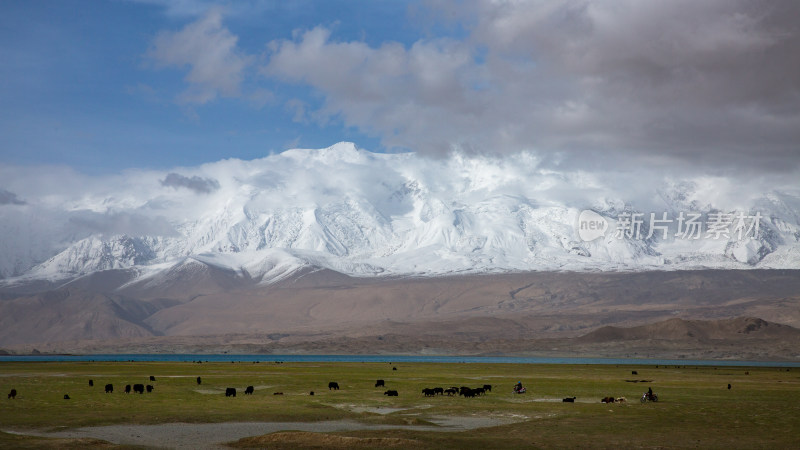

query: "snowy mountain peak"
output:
281 142 377 165
1 145 799 283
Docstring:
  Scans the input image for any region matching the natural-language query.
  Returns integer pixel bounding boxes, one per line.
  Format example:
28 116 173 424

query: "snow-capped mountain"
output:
1 142 799 285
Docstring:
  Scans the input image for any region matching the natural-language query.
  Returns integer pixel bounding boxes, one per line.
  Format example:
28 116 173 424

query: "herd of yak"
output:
4 377 501 400
6 376 589 403
5 371 652 403
420 384 492 398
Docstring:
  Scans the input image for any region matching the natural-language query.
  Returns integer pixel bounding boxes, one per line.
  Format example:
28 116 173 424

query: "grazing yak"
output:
89 379 93 387
384 390 399 396
273 392 283 395
149 376 156 382
563 397 576 402
225 387 237 397
631 370 638 375
245 386 254 395
8 389 17 399
133 384 145 394
63 394 70 400
461 389 476 398
146 385 154 393
483 384 492 392
601 396 616 403
433 387 444 395
125 384 132 394
444 388 458 396
309 391 315 396
422 388 436 397
196 377 202 385
328 382 340 390
104 384 113 394
375 379 385 387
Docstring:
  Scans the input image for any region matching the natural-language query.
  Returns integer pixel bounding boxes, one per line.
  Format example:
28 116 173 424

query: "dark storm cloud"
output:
263 0 800 172
160 172 221 194
0 189 26 205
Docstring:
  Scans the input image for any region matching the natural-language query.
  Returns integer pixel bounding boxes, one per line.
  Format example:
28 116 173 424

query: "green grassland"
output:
1 361 799 448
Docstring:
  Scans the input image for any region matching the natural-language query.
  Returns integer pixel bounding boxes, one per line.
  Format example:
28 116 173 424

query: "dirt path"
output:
5 416 521 449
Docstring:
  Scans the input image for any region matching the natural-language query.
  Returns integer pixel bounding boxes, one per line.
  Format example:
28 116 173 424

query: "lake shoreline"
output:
1 353 799 367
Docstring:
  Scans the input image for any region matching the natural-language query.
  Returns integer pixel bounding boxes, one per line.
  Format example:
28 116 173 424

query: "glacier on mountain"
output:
1 142 798 284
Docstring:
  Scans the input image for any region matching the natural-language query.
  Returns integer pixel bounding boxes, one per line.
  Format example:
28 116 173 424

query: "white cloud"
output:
67 210 178 238
135 0 799 174
263 26 483 153
147 9 250 104
259 0 800 173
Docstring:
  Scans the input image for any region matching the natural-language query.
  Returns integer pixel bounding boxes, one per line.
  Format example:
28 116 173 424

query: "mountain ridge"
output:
1 143 799 285
2 268 799 359
4 315 799 361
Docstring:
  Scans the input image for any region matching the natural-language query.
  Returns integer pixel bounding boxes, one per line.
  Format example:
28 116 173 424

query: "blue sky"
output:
1 0 799 175
1 0 425 172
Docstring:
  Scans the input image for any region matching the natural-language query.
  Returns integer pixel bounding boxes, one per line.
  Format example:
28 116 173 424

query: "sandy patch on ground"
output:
5 414 527 449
